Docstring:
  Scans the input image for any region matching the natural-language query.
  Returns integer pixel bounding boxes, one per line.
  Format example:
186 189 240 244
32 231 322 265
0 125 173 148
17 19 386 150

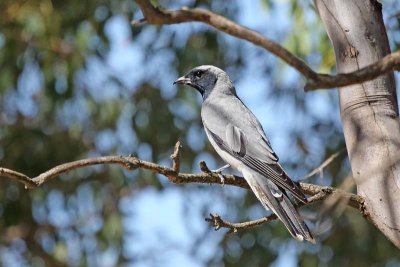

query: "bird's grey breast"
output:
201 94 260 139
201 95 235 136
201 94 247 172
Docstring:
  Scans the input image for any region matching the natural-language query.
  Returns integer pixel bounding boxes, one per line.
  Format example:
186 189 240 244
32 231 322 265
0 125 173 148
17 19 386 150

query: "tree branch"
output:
133 0 400 91
206 213 277 234
0 142 365 233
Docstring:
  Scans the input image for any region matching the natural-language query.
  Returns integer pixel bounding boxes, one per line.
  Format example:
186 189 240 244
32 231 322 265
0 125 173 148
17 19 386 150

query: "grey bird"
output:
174 65 315 243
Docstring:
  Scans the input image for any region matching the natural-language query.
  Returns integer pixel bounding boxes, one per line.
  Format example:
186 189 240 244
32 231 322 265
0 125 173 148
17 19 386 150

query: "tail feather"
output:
279 192 315 243
243 169 315 243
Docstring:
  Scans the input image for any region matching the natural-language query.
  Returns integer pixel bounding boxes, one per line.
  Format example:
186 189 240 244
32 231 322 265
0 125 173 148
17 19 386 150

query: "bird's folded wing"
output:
207 124 307 203
225 123 247 157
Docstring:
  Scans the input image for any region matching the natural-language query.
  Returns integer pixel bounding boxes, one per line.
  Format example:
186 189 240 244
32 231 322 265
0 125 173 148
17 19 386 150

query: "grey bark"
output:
315 0 400 248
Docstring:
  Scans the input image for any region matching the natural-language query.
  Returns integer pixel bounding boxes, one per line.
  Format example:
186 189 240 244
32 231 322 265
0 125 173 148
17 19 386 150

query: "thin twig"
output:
133 0 400 90
199 161 212 173
171 141 182 173
205 213 277 234
301 149 345 180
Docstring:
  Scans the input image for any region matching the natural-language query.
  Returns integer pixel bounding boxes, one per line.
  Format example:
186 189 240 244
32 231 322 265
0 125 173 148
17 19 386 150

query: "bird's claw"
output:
211 170 225 185
217 172 225 185
211 164 230 186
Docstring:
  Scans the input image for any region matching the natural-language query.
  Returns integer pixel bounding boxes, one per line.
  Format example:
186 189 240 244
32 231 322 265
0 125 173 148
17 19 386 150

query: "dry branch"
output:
206 213 277 234
0 141 365 232
133 0 400 91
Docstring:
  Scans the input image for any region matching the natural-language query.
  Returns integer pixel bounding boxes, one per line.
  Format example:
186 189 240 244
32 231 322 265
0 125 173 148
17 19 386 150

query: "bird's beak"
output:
173 76 191 85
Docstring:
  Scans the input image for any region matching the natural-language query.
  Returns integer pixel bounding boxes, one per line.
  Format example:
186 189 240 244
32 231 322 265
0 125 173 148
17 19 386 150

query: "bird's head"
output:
174 65 234 99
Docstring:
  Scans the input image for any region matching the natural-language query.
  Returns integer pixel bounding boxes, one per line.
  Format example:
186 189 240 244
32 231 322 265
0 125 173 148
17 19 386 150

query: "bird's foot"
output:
217 173 225 184
211 164 230 185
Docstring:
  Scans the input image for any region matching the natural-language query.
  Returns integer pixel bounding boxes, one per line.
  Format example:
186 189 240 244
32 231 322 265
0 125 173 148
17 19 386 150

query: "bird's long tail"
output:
243 169 315 243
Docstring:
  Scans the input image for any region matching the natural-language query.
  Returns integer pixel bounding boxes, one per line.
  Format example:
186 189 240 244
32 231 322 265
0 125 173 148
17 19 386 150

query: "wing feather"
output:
225 123 246 156
206 126 307 203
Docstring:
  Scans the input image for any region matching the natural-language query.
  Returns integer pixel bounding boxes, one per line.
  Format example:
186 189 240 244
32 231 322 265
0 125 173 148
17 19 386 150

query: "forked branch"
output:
0 141 365 233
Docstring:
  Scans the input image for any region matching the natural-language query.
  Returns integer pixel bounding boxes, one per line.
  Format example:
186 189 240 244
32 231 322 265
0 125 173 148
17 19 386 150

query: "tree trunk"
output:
315 0 400 248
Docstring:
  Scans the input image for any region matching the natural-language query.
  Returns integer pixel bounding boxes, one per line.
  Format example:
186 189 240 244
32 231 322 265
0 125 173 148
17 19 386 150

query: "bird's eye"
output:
194 71 203 79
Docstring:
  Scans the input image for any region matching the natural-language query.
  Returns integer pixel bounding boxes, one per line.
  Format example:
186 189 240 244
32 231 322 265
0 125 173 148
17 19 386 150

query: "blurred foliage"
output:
0 0 400 266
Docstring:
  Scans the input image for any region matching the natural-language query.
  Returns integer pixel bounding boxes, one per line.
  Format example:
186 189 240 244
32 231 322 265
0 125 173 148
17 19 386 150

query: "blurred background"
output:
1 0 400 266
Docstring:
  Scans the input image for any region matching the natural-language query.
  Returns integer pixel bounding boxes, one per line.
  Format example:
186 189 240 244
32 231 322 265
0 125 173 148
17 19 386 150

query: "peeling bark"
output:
315 0 400 248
